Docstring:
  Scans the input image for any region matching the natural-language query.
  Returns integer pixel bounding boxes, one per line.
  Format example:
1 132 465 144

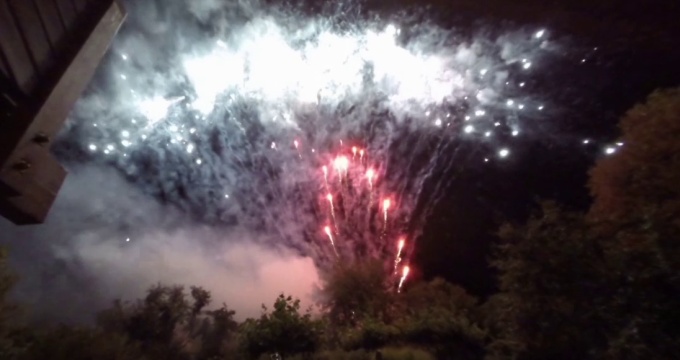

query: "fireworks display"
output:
53 0 617 292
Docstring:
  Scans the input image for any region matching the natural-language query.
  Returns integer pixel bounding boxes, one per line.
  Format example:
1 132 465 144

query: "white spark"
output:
107 144 115 151
475 110 485 117
187 144 195 153
499 148 510 158
89 144 97 151
139 97 177 125
605 147 616 155
507 100 515 107
121 54 128 60
121 130 130 138
385 24 398 37
583 139 590 144
434 119 442 127
512 130 519 136
464 125 475 133
535 29 545 38
485 131 491 137
196 158 203 165
616 142 624 147
121 140 132 147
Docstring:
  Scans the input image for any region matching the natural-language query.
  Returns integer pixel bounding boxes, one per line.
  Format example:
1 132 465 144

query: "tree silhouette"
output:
239 294 321 359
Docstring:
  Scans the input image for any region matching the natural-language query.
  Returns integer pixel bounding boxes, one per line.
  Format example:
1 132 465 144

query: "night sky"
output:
399 0 680 296
1 0 679 322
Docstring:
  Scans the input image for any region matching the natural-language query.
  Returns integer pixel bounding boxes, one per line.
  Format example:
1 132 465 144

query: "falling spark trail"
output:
382 198 391 230
398 265 410 293
327 193 338 231
294 140 302 159
322 166 329 189
324 226 338 257
394 238 405 273
366 168 375 189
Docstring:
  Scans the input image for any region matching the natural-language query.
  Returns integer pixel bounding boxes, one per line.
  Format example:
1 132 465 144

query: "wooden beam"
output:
0 0 126 224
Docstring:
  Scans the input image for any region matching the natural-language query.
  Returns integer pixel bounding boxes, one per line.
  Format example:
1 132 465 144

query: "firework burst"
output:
57 0 574 292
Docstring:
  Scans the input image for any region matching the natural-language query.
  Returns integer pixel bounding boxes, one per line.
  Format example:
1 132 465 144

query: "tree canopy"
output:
489 88 680 360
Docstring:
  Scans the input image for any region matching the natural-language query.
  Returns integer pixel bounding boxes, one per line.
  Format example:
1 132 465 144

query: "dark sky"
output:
399 0 680 296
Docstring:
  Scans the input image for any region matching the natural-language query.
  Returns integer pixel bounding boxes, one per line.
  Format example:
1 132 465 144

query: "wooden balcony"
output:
0 0 126 224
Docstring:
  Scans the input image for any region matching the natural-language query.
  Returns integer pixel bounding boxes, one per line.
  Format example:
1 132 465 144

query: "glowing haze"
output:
3 0 566 322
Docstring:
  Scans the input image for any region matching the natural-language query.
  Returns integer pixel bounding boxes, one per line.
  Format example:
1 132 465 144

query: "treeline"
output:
1 88 679 359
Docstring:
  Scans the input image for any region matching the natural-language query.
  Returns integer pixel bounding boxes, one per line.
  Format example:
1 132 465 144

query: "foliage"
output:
20 326 144 360
590 87 680 227
488 88 680 359
199 304 239 359
97 284 237 360
395 279 486 359
321 260 393 329
588 88 680 359
378 347 436 360
239 294 322 359
288 347 435 360
488 204 612 359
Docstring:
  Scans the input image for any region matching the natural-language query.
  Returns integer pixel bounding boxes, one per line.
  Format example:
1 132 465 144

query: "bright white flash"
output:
184 49 243 114
138 97 174 125
334 156 349 172
499 148 510 158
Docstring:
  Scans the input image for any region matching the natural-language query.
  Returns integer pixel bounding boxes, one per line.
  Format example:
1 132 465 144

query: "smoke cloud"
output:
1 0 559 322
0 165 320 323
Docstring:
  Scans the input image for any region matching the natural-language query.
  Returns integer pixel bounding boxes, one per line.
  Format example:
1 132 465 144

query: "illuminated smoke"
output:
58 0 557 276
